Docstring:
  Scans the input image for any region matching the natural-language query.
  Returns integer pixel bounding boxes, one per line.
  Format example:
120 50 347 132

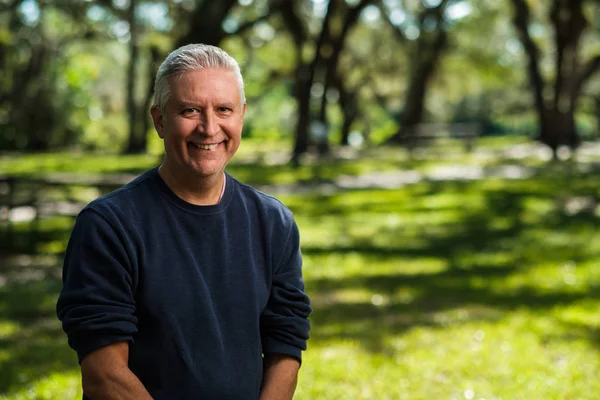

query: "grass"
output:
1 137 600 399
0 136 570 182
289 177 600 399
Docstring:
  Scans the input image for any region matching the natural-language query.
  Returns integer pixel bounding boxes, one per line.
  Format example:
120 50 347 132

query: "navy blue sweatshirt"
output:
56 168 311 399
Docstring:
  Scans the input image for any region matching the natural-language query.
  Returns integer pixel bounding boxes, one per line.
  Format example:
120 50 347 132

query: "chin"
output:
189 164 223 178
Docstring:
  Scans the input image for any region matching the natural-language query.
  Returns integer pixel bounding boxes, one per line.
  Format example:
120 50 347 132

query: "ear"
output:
150 105 165 138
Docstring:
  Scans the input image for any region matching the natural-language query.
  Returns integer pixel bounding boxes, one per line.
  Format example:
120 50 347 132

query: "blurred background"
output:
1 0 600 398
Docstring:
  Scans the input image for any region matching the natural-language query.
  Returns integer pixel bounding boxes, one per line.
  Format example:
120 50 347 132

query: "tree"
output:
276 0 311 163
0 0 103 150
313 0 376 154
86 0 151 154
281 0 374 163
378 0 452 143
124 0 142 153
510 0 600 157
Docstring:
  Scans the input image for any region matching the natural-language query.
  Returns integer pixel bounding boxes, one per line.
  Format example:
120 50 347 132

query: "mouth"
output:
188 142 221 151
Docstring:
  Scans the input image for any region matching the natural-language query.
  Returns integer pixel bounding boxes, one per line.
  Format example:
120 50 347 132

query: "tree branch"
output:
176 0 238 47
575 53 600 95
510 0 547 113
278 0 308 48
231 3 282 37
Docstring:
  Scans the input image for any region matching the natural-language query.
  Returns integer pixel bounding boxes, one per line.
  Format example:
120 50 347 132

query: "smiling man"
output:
57 44 311 400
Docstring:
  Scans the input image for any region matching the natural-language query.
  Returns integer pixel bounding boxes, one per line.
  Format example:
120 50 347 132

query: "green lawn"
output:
290 177 600 399
1 139 599 399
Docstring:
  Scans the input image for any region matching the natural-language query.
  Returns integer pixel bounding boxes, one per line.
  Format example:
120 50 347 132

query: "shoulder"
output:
83 168 158 221
230 175 295 225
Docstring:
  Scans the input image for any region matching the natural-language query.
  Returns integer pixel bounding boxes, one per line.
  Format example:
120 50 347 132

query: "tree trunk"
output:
289 0 337 163
279 0 311 165
335 75 357 146
315 0 374 154
140 46 161 146
540 108 575 158
318 0 375 108
511 0 547 144
386 1 449 143
123 0 144 153
510 0 600 153
292 64 312 164
176 0 237 47
18 42 53 150
395 41 445 140
339 113 355 146
545 0 584 151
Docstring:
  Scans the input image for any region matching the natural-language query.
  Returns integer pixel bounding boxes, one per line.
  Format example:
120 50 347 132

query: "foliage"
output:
1 1 598 155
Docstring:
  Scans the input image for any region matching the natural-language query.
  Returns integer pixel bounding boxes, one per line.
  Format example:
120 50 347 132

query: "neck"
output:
158 164 224 206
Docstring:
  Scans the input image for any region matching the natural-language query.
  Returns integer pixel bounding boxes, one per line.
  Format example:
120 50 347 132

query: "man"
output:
56 44 311 399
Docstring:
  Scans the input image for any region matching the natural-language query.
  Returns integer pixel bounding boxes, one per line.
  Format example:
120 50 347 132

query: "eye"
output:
217 107 233 114
181 108 199 116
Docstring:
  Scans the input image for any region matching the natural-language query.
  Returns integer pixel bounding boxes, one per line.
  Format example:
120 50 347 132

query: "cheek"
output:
165 120 192 139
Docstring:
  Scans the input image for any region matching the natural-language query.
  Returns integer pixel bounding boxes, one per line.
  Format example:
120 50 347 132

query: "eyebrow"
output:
175 101 238 109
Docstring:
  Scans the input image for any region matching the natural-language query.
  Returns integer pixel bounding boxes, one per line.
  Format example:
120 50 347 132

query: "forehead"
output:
168 68 242 104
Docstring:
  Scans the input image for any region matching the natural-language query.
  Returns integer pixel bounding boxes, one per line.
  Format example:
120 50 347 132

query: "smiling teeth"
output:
192 143 218 150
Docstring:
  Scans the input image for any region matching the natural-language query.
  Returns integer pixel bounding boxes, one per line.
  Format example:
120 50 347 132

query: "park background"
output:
1 0 600 399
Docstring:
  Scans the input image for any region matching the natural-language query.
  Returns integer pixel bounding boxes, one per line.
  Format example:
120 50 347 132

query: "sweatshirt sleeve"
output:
56 208 138 363
260 217 312 362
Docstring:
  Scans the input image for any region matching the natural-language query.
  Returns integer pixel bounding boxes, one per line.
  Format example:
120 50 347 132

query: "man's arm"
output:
57 209 143 396
260 215 311 399
81 341 153 400
259 353 300 400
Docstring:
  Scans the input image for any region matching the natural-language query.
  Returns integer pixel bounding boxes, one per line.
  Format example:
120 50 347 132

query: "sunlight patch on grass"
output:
37 241 67 255
555 299 600 329
499 259 600 295
522 197 555 217
416 191 484 211
0 153 159 176
298 310 600 399
0 371 82 400
0 320 19 338
296 210 465 251
313 287 388 305
0 349 10 364
303 254 448 280
451 250 516 269
7 217 74 234
227 164 313 185
311 286 422 309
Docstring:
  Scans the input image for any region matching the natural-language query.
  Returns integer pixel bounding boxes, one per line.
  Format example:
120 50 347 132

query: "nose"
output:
197 110 219 136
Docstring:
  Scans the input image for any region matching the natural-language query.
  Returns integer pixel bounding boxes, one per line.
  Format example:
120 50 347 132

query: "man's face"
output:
151 68 246 179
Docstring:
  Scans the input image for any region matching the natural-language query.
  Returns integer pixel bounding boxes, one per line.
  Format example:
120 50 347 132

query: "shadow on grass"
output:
303 176 600 354
309 270 596 353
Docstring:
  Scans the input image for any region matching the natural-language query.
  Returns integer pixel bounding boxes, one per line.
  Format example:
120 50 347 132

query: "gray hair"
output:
153 44 245 114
